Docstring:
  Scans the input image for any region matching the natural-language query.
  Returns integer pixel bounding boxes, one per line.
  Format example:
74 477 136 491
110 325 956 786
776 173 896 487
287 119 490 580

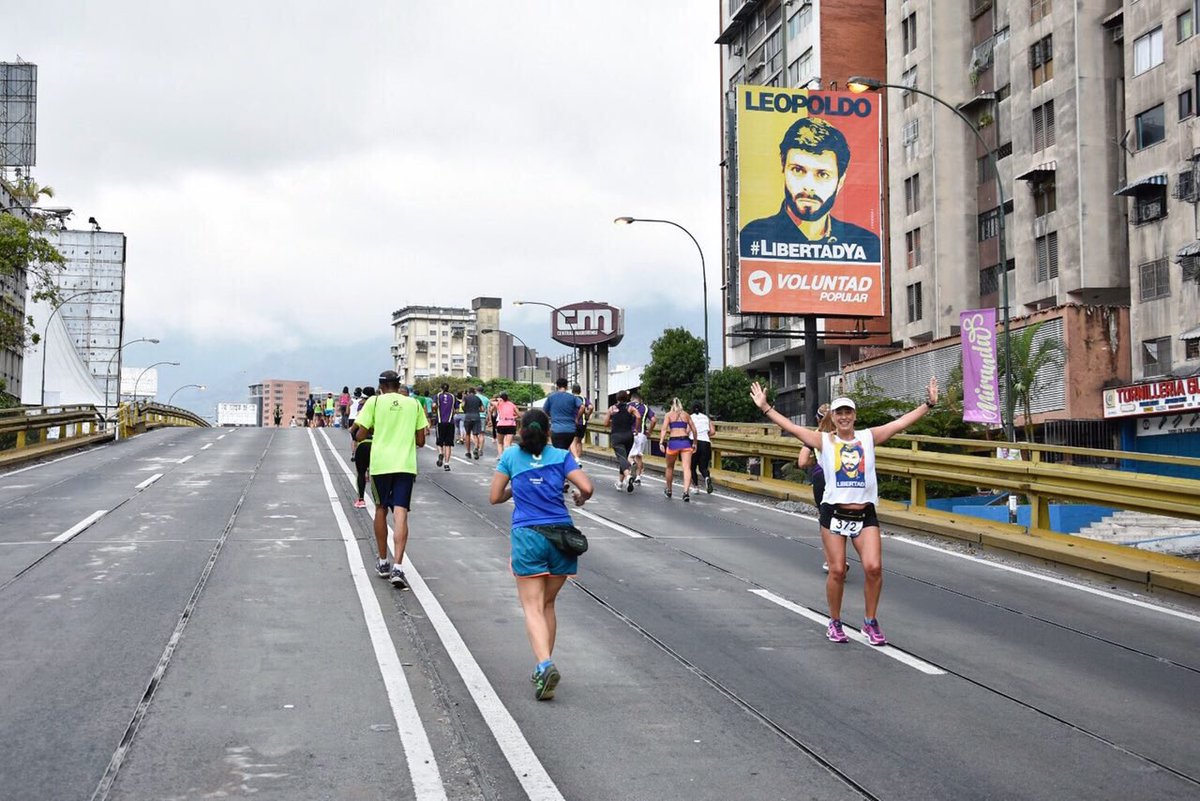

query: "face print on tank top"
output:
834 439 867 488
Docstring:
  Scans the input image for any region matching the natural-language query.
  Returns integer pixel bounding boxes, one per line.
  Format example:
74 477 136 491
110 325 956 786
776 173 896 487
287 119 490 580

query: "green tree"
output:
998 321 1063 442
480 377 544 406
640 327 705 407
707 366 761 422
412 375 476 398
1 195 67 354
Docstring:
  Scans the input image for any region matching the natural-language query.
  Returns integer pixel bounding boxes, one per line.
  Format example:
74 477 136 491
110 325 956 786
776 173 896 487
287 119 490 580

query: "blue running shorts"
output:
511 525 578 577
372 473 416 510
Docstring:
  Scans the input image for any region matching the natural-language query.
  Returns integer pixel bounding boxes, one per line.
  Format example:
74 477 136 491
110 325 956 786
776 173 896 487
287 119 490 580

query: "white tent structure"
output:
20 297 105 408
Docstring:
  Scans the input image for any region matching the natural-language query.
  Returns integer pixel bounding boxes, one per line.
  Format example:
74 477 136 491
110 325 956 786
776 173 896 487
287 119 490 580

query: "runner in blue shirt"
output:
489 407 593 700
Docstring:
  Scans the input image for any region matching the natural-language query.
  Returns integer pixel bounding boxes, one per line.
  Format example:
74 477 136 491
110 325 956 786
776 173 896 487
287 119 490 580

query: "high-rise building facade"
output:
719 0 891 420
390 297 505 386
886 0 1127 349
250 378 310 427
47 229 128 409
1116 0 1200 381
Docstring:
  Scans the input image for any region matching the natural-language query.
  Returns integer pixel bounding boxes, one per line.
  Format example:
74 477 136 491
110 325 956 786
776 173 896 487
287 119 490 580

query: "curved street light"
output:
167 383 205 406
133 361 180 403
848 75 1015 443
614 216 711 415
513 299 580 384
104 337 159 422
39 288 109 406
479 328 536 394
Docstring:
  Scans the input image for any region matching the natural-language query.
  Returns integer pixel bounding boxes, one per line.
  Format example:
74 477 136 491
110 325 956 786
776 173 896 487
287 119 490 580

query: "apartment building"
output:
887 0 1127 345
1105 0 1200 464
1116 0 1200 381
390 297 503 386
250 378 310 427
718 0 891 420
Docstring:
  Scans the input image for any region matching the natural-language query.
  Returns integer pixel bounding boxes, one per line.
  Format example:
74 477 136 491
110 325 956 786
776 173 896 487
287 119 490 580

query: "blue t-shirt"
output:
497 445 580 527
543 391 583 434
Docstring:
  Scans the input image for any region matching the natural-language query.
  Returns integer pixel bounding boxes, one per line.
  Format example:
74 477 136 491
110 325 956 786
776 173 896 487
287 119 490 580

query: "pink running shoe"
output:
862 618 888 646
353 499 366 509
826 619 849 643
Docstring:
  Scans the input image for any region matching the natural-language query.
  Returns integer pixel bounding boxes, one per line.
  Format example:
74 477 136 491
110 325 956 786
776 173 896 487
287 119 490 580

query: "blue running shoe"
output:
532 662 560 700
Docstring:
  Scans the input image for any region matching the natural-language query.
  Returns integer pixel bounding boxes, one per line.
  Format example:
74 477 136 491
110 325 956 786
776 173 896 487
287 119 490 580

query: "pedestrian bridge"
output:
2 425 1199 800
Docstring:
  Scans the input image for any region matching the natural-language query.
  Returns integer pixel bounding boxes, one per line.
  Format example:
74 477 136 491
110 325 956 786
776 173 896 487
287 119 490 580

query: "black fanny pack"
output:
529 524 589 557
831 506 867 522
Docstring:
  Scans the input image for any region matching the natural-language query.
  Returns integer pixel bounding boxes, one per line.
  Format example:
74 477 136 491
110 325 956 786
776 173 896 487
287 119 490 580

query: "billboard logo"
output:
551 301 625 347
747 270 773 296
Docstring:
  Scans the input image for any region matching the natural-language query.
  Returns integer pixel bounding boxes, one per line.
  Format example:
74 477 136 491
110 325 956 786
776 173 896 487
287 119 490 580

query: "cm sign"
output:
551 302 624 347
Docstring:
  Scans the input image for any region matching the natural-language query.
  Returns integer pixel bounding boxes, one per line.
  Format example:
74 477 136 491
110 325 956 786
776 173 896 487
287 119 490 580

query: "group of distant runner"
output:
325 365 940 701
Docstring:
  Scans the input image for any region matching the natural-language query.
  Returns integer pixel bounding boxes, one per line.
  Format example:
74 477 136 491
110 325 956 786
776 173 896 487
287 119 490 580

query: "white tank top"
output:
692 413 711 442
817 430 878 505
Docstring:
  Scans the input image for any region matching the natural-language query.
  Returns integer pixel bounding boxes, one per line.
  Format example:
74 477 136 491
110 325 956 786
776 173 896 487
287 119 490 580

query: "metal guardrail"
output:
0 403 110 461
0 402 210 467
584 416 1200 533
118 401 210 437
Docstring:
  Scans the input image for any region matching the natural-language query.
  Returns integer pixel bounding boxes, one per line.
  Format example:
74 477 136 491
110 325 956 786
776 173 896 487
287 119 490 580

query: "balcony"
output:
415 340 430 353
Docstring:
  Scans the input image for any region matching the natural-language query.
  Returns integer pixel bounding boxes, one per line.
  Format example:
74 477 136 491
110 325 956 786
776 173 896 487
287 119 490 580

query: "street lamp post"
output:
613 216 711 415
133 361 181 404
479 328 536 396
167 383 205 406
104 337 159 423
513 300 580 384
848 75 1015 443
39 288 109 407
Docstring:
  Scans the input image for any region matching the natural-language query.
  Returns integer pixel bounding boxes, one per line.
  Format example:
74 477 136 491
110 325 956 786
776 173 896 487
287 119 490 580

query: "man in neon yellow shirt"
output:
354 370 427 588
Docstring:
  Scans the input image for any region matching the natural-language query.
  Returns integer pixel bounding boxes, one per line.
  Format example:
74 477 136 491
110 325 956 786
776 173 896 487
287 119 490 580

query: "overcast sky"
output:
4 1 723 410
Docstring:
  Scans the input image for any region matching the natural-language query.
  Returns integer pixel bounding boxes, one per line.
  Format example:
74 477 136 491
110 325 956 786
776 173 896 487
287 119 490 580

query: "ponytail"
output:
519 408 550 456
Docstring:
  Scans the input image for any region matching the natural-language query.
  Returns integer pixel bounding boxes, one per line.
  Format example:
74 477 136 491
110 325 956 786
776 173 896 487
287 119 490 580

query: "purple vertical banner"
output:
960 309 1002 425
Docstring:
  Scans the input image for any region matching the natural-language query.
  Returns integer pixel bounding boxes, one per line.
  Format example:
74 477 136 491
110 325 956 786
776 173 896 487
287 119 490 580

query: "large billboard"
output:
550 302 624 347
735 87 885 317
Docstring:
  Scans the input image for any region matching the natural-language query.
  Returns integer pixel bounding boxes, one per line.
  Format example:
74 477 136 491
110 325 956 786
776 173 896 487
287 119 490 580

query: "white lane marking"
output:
217 434 226 440
135 473 163 490
580 457 1200 624
52 510 108 543
749 588 946 676
1 484 33 489
319 430 565 801
889 535 1200 625
200 443 213 451
177 455 193 464
575 507 646 539
305 431 447 801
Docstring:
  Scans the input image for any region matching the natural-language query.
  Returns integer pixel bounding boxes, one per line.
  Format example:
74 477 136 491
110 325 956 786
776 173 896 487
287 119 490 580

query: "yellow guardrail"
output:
118 401 210 438
0 404 111 465
584 417 1200 531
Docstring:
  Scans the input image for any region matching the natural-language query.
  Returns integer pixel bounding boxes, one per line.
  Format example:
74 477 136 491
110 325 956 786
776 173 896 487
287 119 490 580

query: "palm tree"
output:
998 321 1063 442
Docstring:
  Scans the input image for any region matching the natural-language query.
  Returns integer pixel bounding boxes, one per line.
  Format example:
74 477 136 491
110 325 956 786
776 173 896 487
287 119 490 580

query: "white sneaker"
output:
615 479 625 490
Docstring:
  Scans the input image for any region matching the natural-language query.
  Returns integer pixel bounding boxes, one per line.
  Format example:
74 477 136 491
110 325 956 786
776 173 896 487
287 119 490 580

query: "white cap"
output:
830 397 856 411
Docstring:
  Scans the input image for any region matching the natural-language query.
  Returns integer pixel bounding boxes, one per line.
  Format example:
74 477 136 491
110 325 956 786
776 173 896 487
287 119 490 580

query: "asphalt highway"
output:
1 426 1198 800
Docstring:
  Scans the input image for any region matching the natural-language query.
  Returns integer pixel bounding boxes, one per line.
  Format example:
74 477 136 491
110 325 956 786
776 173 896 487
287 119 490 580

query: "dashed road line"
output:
135 473 163 490
575 507 647 538
177 455 193 464
52 510 108 544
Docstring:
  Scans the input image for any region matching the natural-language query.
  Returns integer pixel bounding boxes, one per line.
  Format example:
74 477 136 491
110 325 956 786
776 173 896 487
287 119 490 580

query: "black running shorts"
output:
436 422 455 447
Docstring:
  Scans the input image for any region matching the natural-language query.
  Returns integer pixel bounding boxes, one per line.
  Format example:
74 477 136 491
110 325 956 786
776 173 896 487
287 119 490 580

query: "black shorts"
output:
551 431 575 450
464 417 480 435
574 424 587 440
497 425 517 436
372 473 416 510
436 422 455 447
818 503 879 533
